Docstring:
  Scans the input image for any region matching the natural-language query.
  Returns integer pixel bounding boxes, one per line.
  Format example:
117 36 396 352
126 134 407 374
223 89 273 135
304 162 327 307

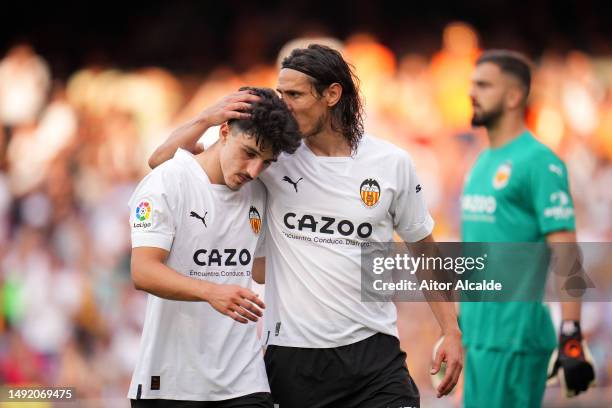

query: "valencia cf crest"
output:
492 162 512 190
360 178 381 208
249 206 262 234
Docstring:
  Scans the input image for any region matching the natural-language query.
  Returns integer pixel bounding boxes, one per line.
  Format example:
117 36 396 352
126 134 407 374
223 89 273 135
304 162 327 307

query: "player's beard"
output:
303 114 327 139
471 103 504 129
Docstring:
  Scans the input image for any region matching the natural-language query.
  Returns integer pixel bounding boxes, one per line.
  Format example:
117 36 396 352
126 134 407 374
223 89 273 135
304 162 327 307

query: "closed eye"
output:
277 89 301 98
473 80 491 88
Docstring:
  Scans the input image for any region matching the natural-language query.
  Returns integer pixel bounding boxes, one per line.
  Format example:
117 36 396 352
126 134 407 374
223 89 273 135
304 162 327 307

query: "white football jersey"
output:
258 135 434 348
127 149 269 401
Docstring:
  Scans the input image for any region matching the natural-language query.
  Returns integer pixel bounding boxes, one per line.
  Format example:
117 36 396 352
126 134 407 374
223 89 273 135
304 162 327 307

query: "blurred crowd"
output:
0 22 611 406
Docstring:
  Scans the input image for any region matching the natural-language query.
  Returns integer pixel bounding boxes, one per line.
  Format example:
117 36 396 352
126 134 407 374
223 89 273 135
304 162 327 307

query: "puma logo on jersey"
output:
282 176 303 192
190 211 208 227
549 163 563 177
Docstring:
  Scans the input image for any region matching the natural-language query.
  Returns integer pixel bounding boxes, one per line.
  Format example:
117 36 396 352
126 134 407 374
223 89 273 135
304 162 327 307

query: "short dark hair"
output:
476 50 532 101
281 44 364 153
229 87 301 156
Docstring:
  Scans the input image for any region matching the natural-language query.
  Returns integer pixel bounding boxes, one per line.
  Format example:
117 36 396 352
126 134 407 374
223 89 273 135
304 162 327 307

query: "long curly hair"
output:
281 44 365 153
229 87 302 156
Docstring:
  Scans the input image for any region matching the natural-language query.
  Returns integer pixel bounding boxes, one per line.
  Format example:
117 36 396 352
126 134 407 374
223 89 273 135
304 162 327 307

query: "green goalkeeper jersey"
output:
460 131 575 352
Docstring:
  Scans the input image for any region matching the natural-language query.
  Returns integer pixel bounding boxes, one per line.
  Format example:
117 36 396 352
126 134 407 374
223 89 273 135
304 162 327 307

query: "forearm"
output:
149 116 211 169
547 231 582 322
406 234 461 335
561 301 581 321
132 257 211 301
428 301 461 335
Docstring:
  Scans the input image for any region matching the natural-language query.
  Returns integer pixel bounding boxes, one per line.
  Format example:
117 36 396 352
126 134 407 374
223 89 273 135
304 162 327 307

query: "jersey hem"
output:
264 329 398 349
540 224 576 235
127 387 270 401
463 342 556 354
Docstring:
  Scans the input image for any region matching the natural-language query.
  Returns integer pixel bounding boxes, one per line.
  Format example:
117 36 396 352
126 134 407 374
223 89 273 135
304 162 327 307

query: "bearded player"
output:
460 50 595 408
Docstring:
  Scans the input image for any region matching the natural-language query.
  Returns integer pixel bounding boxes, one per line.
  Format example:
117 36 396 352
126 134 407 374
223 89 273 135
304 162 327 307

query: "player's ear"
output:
324 83 342 108
505 79 525 110
219 122 231 145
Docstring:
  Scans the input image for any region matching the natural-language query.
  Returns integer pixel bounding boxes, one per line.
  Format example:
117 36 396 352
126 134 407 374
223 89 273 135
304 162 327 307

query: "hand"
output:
430 331 464 398
547 320 595 397
204 283 265 324
197 90 261 127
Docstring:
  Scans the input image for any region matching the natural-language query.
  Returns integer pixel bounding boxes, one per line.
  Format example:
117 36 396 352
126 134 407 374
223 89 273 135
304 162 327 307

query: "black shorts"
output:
264 332 420 408
130 392 273 408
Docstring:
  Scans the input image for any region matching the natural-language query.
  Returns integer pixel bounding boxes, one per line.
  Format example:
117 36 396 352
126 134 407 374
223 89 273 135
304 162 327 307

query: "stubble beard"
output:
303 115 327 140
471 104 504 130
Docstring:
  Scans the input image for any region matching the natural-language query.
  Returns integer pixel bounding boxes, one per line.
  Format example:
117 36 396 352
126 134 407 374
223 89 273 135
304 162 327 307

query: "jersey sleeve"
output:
529 152 576 235
128 167 178 250
392 153 435 242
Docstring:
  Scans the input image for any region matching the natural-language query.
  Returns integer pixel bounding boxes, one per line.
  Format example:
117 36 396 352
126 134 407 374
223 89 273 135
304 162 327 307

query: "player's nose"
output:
283 100 295 113
469 88 478 104
246 159 266 179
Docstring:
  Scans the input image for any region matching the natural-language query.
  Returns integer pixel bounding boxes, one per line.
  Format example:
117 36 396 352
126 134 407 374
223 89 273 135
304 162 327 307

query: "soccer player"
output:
460 50 595 407
150 44 463 408
128 87 301 407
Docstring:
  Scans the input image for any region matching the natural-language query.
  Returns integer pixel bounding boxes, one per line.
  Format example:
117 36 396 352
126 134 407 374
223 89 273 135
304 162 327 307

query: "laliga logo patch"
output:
249 206 262 234
492 162 512 190
360 178 381 208
136 201 151 221
133 200 152 228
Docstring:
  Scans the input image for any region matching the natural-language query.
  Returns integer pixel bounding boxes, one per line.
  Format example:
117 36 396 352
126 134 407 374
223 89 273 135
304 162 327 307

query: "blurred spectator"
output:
0 44 50 127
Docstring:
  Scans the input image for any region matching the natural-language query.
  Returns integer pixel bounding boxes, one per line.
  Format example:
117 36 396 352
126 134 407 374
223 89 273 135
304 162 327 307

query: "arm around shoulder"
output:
148 90 261 169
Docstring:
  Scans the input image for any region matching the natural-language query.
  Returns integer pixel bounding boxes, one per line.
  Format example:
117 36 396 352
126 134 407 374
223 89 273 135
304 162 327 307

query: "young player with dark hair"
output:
128 87 300 407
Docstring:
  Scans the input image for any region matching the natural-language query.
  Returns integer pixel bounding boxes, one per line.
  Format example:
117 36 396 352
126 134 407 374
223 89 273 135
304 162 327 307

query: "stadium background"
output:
0 0 610 406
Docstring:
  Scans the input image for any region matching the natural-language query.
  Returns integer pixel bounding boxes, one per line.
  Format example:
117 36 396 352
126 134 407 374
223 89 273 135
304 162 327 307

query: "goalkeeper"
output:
459 50 595 408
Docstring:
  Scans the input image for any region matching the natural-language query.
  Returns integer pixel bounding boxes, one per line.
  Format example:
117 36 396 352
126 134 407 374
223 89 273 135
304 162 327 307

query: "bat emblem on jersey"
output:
282 176 303 192
249 206 262 234
190 211 207 227
360 178 381 207
492 161 512 190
